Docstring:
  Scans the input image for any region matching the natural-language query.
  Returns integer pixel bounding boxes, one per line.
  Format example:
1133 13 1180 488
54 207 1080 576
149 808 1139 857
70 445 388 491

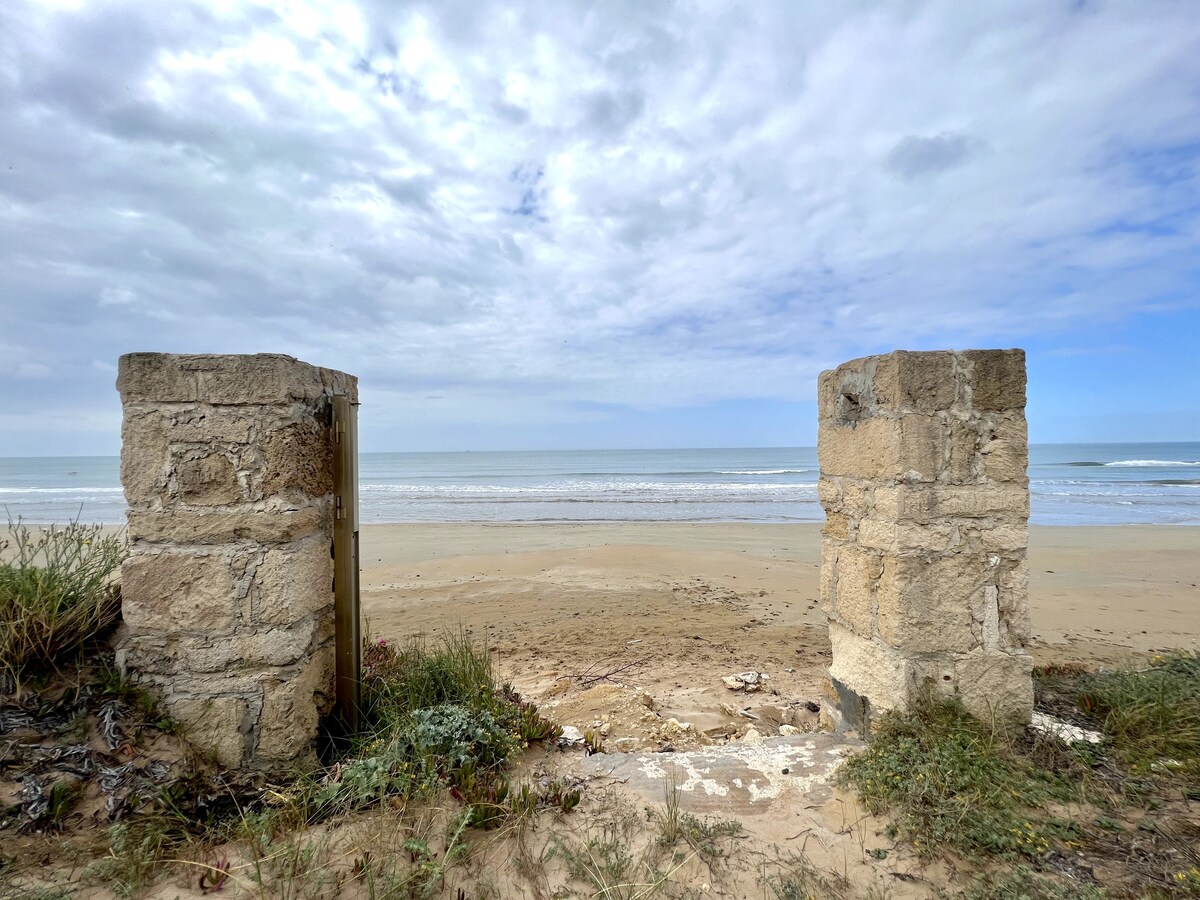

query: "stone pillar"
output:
115 353 357 768
817 349 1032 729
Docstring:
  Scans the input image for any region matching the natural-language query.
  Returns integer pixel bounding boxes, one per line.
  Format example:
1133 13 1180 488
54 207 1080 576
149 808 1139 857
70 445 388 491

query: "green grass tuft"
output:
760 853 859 900
0 521 126 686
286 631 564 827
959 866 1110 899
85 821 172 898
657 775 742 859
1076 653 1200 777
360 631 498 729
838 688 1077 860
842 661 1200 897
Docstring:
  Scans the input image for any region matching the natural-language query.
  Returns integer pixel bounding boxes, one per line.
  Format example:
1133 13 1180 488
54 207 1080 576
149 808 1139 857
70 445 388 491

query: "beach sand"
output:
355 523 1200 894
361 523 1199 741
6 523 1194 897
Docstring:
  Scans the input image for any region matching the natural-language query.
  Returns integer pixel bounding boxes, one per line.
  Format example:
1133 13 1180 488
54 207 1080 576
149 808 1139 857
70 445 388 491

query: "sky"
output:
1 0 1199 456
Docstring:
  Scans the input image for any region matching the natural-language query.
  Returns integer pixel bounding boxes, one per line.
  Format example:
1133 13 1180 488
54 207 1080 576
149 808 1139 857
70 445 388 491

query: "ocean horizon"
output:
1 443 1197 527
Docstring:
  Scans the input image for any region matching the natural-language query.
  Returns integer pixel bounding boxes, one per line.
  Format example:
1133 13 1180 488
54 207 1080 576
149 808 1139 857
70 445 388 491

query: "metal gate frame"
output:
331 394 361 733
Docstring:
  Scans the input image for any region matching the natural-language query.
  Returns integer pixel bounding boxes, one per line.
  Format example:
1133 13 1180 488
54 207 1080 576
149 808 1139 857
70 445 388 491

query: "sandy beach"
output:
361 523 1200 745
6 523 1197 897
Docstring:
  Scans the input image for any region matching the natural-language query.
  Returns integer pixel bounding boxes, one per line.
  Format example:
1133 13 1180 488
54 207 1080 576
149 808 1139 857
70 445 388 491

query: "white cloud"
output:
0 343 53 379
0 0 1198 451
98 287 136 307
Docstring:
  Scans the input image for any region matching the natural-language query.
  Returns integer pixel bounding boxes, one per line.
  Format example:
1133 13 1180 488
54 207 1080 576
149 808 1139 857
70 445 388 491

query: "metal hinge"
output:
335 494 347 520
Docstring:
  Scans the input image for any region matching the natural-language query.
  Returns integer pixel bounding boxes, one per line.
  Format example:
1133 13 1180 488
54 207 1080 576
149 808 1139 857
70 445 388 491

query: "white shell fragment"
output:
1029 712 1103 745
722 671 770 691
557 725 586 747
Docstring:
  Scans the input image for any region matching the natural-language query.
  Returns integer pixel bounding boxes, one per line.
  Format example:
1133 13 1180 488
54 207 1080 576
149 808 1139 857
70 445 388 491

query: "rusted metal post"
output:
331 394 361 733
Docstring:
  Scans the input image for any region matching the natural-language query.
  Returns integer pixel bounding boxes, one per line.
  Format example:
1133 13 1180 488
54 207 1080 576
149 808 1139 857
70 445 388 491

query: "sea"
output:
0 443 1197 527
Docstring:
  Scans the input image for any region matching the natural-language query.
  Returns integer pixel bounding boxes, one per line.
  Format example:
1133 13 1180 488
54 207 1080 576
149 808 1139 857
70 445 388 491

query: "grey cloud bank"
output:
1 0 1199 454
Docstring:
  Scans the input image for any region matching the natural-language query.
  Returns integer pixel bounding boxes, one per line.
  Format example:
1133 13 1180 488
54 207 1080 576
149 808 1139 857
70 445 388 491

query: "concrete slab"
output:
576 733 862 816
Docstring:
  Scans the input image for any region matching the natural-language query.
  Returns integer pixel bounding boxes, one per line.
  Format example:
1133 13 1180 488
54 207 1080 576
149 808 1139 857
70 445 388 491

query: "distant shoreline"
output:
7 512 1199 528
4 443 1198 526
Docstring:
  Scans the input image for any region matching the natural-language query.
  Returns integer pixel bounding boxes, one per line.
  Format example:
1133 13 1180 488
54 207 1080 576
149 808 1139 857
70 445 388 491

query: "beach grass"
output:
2 624 575 898
838 687 1080 861
1076 652 1200 777
0 520 125 688
840 658 1200 896
295 631 564 820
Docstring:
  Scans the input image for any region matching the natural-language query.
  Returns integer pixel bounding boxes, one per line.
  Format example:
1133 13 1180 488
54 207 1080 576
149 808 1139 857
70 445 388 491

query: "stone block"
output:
817 369 839 421
257 649 334 761
916 651 1033 725
818 479 841 511
821 478 872 519
841 481 871 518
871 485 922 521
818 417 892 479
119 353 358 406
972 584 1002 649
822 511 850 540
127 506 325 545
259 419 334 497
998 557 1031 648
943 483 1030 519
121 410 168 505
856 518 956 553
163 404 263 444
118 355 198 405
818 359 879 424
872 351 958 413
964 349 1025 411
831 546 881 636
120 622 322 674
874 483 1029 522
254 535 334 625
818 415 943 481
827 623 908 714
945 420 980 483
171 696 251 768
119 633 236 675
122 551 237 633
174 450 242 505
854 518 895 551
980 522 1027 552
819 540 838 616
981 416 1028 483
876 554 982 652
165 669 272 697
237 619 321 667
895 416 944 481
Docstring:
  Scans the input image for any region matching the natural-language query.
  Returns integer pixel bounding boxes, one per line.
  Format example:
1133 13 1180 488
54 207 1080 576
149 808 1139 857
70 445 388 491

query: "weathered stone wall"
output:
818 349 1032 728
116 353 357 768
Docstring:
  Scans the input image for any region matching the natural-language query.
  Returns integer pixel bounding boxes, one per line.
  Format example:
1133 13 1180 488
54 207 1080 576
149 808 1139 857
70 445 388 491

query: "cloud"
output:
885 132 987 180
98 287 137 307
0 342 53 379
0 0 1198 452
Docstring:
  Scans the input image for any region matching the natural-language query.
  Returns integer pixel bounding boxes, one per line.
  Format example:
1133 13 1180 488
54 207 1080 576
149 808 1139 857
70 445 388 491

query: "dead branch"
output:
555 657 649 687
